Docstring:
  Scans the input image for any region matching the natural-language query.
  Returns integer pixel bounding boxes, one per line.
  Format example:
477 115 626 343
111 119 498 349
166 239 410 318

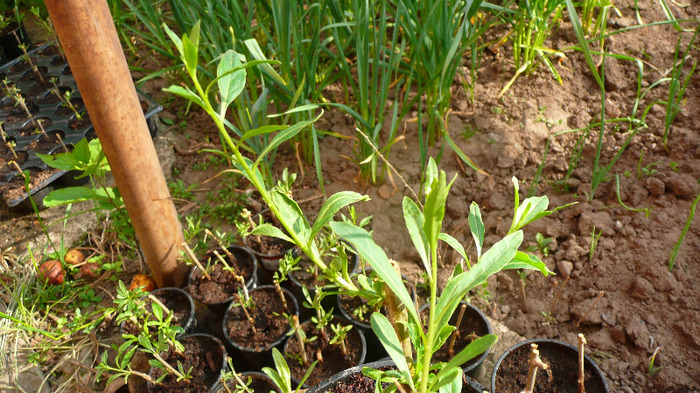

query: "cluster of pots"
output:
123 224 609 392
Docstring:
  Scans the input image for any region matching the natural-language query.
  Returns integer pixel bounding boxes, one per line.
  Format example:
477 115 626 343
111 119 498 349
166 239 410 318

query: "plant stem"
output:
574 291 604 327
213 250 248 301
448 304 467 355
292 315 308 366
273 279 288 311
182 243 211 280
523 343 549 393
14 32 44 83
237 293 257 334
204 228 236 261
549 275 570 317
152 352 186 381
384 260 411 365
578 333 587 393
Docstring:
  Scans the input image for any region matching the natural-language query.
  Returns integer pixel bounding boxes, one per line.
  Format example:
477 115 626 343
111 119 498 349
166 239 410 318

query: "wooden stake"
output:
45 0 187 287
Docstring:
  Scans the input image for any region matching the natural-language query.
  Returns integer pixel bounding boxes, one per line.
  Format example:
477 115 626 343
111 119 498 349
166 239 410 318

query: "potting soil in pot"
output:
224 286 294 351
285 319 365 386
150 335 225 393
187 261 254 304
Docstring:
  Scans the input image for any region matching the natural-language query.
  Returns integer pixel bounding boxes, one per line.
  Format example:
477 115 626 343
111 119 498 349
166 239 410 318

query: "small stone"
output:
629 277 654 299
611 326 627 344
665 173 700 198
579 211 615 236
625 319 651 349
377 184 391 199
501 305 511 315
645 177 665 196
557 260 573 278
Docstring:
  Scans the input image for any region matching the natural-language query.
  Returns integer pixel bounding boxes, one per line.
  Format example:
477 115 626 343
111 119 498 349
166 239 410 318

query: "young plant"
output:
302 285 333 339
0 123 18 159
523 343 551 393
262 348 317 393
49 77 83 120
273 253 300 311
663 26 698 148
329 322 353 356
219 359 254 393
500 0 565 96
13 38 44 83
286 314 317 367
330 165 555 393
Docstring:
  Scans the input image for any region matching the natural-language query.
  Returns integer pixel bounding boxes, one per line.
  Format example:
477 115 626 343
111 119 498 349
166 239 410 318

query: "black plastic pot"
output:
119 287 196 337
418 301 492 377
0 43 162 208
222 285 299 371
212 371 281 393
186 246 257 339
284 316 367 388
0 22 28 63
306 359 394 393
491 338 609 393
147 333 227 393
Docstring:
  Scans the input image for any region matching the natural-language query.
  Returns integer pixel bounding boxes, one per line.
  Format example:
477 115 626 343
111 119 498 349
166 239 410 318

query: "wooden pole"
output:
44 0 187 287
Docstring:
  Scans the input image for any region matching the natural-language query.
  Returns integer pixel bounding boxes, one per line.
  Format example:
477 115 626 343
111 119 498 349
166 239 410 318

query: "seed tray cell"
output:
0 43 162 207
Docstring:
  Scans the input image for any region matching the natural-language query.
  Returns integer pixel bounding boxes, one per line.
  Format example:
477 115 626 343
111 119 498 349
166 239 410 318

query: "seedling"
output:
234 292 257 334
13 37 44 83
303 285 332 339
0 123 18 159
329 322 353 356
287 314 316 366
263 348 317 393
648 346 662 376
669 191 700 271
273 253 300 311
219 359 253 393
181 242 211 280
527 232 553 257
49 77 83 120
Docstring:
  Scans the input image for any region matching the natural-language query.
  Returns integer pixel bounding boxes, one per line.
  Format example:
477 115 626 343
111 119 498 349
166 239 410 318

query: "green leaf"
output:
296 360 319 392
263 348 292 393
253 114 321 169
237 125 287 148
162 23 183 57
311 191 369 240
445 130 489 176
504 252 554 276
438 233 468 269
163 85 206 109
217 50 246 113
370 313 415 391
509 195 549 234
423 163 457 254
468 202 485 258
403 197 430 275
437 334 497 379
434 367 461 393
250 223 293 243
243 38 287 86
182 20 201 72
270 190 310 243
43 187 99 207
434 231 523 334
329 222 419 324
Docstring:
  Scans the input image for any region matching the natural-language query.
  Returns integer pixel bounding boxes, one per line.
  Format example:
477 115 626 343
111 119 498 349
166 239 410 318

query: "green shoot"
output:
589 226 601 262
669 191 700 271
648 346 662 376
615 175 651 218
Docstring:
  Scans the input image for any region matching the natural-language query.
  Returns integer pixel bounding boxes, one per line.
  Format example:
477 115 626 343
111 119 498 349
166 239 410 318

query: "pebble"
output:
629 277 654 299
556 260 573 278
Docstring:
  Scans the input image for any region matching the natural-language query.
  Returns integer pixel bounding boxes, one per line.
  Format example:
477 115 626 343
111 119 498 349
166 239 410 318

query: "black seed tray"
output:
0 43 162 207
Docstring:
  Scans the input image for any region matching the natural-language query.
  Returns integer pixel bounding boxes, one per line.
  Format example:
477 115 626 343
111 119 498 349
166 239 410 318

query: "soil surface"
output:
285 318 365 386
150 335 225 393
224 286 295 351
186 248 254 304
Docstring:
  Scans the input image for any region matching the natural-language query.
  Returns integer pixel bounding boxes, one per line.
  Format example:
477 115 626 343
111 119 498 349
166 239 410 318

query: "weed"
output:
648 347 662 376
668 190 700 271
636 150 661 178
527 233 554 257
663 26 699 148
615 175 651 217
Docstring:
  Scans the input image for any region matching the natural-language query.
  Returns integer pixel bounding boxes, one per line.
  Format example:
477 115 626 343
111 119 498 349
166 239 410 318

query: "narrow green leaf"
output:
403 197 430 275
504 252 554 276
370 313 415 391
435 231 523 331
270 190 310 243
237 125 287 148
438 232 469 269
434 367 461 393
445 130 489 176
163 85 206 109
311 191 369 240
250 223 293 243
253 114 320 168
468 202 485 259
509 195 549 234
43 187 99 207
438 334 497 379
